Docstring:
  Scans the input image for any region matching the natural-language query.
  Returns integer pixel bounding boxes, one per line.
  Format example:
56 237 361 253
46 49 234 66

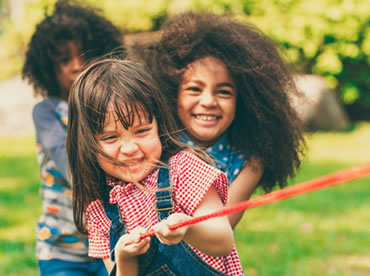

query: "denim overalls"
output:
104 166 225 276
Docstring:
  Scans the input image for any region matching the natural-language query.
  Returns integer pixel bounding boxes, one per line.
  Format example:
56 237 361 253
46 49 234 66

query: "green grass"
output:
236 122 370 276
0 137 40 276
1 123 370 275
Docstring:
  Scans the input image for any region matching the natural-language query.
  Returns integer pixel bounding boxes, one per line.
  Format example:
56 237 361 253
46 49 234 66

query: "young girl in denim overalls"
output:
66 59 244 275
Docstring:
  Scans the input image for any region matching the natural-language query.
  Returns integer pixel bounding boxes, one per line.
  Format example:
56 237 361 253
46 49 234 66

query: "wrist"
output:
116 254 139 275
115 249 137 262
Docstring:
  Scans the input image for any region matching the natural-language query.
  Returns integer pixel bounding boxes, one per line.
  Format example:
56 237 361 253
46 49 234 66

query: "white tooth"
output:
195 115 217 121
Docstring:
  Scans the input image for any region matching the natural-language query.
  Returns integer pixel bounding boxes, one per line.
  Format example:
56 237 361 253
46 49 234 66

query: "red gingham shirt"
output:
86 151 243 275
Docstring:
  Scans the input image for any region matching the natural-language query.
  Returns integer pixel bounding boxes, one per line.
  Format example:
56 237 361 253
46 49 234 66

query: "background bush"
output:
1 0 369 119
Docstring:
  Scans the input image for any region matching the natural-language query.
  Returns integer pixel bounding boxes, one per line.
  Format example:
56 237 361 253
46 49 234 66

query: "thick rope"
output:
140 162 370 239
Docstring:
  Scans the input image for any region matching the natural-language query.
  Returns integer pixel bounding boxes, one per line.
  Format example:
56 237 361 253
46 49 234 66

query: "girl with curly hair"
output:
147 11 306 228
22 0 124 275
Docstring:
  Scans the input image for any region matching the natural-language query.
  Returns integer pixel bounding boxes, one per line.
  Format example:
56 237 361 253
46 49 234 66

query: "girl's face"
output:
177 56 237 147
97 110 162 183
55 40 84 100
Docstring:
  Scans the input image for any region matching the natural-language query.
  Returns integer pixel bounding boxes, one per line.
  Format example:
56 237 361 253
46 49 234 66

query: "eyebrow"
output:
100 127 116 134
101 118 152 132
186 80 235 89
217 82 235 89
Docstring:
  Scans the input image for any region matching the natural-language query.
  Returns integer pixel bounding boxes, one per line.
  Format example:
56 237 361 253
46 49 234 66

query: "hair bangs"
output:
108 90 153 130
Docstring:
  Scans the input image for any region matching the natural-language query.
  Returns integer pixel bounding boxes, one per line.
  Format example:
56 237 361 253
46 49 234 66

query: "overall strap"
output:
155 164 173 221
103 200 126 261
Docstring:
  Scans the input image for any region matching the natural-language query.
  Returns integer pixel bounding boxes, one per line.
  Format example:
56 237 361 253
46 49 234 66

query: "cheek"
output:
56 70 71 91
230 101 237 119
152 138 163 160
177 93 191 121
144 135 162 161
223 99 237 119
96 154 109 171
97 144 119 166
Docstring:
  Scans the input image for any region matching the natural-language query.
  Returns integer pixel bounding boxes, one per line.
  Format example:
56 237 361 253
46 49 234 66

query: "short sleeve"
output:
86 200 112 258
172 151 228 216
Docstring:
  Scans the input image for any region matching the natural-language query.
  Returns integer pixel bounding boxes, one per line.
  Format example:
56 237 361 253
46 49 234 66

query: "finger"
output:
166 213 190 225
153 220 171 236
131 226 147 235
120 231 143 246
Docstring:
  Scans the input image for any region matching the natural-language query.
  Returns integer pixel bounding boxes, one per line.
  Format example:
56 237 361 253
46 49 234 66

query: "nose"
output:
199 90 216 107
119 140 139 155
71 56 84 73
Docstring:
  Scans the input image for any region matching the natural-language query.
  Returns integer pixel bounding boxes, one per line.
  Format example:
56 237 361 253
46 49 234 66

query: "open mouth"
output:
193 114 221 121
122 157 145 168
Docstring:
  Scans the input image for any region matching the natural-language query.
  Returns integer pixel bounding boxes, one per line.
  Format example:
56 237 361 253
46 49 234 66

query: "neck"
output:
59 89 69 102
187 133 218 149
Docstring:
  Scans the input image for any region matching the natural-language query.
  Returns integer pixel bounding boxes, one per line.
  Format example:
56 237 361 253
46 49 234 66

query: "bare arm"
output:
154 185 234 257
227 157 263 228
103 258 115 275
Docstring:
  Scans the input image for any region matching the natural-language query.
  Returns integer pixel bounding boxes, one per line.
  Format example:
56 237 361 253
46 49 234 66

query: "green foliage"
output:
242 0 370 111
1 0 369 116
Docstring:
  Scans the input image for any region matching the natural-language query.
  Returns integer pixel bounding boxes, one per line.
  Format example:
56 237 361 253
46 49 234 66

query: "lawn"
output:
0 123 369 275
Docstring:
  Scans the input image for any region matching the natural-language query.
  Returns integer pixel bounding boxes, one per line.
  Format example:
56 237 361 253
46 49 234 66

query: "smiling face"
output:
97 110 162 183
177 56 237 147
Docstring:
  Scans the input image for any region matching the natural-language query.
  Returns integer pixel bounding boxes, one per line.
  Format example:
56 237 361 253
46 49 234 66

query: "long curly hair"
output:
22 0 123 98
148 12 306 192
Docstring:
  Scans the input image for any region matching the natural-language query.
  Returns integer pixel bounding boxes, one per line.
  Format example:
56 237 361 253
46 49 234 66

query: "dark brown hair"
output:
22 0 123 98
147 11 306 192
67 59 183 233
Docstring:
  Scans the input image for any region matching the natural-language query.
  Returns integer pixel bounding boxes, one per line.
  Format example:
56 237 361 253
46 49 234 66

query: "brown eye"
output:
136 128 150 135
101 135 117 142
218 90 231 95
56 56 70 65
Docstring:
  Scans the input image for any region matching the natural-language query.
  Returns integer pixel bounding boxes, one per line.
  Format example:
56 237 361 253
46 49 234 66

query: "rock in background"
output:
292 75 351 131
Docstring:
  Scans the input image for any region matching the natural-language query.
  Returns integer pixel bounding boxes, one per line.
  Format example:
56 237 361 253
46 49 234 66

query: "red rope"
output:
140 162 370 240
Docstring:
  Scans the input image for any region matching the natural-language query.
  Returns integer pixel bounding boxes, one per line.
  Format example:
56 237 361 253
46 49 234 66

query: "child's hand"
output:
152 213 191 245
115 226 150 261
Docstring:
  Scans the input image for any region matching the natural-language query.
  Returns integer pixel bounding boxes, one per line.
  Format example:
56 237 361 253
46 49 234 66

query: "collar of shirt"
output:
181 132 236 169
181 132 246 183
106 170 159 203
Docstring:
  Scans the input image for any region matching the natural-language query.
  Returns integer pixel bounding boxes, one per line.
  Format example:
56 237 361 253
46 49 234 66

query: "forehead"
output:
102 103 152 129
56 40 81 57
183 56 233 81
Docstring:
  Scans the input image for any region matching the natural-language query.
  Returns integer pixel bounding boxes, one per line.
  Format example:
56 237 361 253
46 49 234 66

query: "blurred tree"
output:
1 0 369 120
242 0 370 120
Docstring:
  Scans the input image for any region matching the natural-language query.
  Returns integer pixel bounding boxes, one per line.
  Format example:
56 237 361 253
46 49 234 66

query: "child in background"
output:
148 12 306 227
66 59 243 275
21 0 123 275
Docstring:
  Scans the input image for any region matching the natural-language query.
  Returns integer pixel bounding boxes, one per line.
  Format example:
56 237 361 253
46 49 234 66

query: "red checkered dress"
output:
86 151 243 275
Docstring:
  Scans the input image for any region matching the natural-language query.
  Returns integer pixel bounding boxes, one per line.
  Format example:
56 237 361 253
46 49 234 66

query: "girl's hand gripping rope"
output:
140 162 370 241
152 213 191 245
115 226 151 261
